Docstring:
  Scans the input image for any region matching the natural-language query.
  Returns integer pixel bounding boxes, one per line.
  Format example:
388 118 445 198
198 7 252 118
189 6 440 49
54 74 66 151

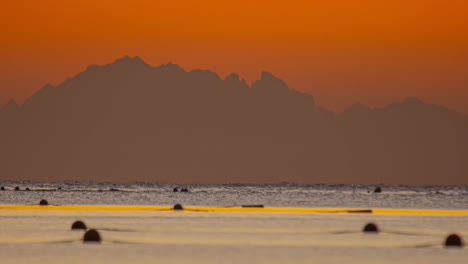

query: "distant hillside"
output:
1 56 467 185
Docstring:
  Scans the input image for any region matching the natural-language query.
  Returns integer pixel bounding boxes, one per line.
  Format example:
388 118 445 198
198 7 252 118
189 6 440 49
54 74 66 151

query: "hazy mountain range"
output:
1 56 467 185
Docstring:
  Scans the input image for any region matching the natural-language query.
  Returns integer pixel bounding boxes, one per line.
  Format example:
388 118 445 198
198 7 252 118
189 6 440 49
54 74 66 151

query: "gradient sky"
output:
1 0 468 113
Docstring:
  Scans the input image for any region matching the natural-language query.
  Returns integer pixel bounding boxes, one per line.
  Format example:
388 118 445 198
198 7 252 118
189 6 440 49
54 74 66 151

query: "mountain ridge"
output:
0 56 466 185
3 56 463 117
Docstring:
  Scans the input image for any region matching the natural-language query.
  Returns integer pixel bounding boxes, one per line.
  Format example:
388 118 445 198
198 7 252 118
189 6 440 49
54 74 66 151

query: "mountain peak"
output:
260 71 275 80
386 97 427 111
224 73 249 89
157 62 185 72
112 55 148 67
225 73 240 81
1 99 19 112
252 71 288 90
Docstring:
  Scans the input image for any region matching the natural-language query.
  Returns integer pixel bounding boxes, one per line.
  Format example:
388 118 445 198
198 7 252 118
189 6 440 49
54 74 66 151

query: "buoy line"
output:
1 204 468 215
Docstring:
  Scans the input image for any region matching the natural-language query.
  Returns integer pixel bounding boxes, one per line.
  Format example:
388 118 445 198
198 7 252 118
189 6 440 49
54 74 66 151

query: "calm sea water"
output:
1 182 467 263
1 182 468 208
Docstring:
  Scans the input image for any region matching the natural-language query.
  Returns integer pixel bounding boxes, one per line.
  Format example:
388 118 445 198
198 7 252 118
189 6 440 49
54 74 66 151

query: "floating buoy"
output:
0 186 5 190
109 188 119 191
39 199 48 205
71 220 87 230
363 223 379 233
373 187 382 193
25 188 30 191
181 188 188 192
445 234 464 247
174 204 183 210
83 229 101 243
242 205 264 208
14 186 20 191
173 188 178 192
348 209 373 213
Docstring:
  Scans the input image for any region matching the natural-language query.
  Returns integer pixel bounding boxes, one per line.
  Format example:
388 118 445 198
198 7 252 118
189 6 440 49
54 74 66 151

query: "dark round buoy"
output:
363 223 379 233
39 199 48 205
14 186 20 191
0 186 5 190
25 187 30 191
181 188 188 192
373 187 382 193
174 204 183 210
71 220 87 230
445 234 464 247
109 188 119 191
173 188 178 192
83 229 101 243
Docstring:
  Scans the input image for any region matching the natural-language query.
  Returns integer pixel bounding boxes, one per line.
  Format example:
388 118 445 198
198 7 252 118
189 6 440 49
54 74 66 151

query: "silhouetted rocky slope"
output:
1 56 467 185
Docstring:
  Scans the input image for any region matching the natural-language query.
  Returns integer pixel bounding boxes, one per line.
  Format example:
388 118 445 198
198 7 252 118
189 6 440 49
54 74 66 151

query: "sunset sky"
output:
1 0 467 113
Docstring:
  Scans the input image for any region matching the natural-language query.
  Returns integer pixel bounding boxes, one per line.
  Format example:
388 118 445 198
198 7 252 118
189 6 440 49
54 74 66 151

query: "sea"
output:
1 182 467 263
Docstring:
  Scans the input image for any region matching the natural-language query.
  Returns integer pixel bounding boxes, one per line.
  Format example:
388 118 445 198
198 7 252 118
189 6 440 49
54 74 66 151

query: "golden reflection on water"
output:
0 208 467 264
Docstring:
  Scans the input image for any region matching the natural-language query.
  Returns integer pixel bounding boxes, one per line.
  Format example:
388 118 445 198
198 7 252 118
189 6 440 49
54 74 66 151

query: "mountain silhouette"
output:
0 56 467 185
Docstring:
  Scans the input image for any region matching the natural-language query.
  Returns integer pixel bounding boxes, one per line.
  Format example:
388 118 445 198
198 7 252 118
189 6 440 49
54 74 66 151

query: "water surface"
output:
0 182 467 263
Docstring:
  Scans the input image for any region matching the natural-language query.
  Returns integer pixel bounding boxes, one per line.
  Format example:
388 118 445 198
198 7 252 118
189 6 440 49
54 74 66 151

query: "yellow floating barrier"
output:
0 204 468 215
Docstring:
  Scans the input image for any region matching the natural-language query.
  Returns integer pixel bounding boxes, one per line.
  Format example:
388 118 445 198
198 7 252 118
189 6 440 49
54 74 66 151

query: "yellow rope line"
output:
1 205 468 215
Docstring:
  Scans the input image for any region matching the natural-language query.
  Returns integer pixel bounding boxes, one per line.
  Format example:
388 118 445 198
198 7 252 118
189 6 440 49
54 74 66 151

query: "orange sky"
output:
1 0 468 113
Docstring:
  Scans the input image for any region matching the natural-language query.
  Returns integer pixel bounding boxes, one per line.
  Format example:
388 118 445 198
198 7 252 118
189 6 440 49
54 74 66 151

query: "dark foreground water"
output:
1 182 467 264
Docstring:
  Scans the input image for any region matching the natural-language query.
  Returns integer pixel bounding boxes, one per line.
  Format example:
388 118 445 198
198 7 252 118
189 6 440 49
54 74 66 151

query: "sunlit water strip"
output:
2 204 468 215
